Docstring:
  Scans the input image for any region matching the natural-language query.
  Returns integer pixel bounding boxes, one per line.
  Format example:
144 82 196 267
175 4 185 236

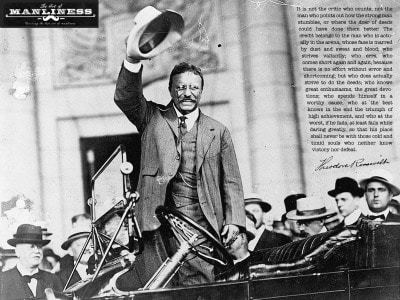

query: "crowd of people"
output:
0 168 399 298
1 7 399 296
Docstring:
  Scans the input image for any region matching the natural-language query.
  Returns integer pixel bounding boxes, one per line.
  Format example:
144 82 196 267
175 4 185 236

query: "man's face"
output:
365 181 392 213
285 218 301 236
335 192 359 217
170 72 202 114
15 243 43 269
70 237 93 264
299 219 324 237
245 203 264 229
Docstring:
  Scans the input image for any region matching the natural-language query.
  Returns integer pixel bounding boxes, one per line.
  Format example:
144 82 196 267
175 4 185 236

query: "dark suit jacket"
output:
385 212 400 222
359 211 400 223
1 267 63 300
253 229 292 252
56 266 82 289
114 66 245 236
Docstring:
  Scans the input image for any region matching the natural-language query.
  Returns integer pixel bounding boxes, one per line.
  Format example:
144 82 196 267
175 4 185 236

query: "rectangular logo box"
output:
0 0 98 28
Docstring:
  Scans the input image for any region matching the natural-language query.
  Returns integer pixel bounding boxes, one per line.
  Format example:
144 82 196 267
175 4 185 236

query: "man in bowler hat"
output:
328 177 364 225
0 224 63 299
245 194 291 251
282 194 306 241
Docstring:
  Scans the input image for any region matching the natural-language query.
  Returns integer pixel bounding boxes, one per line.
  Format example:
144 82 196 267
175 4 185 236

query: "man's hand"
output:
124 36 141 64
221 224 240 247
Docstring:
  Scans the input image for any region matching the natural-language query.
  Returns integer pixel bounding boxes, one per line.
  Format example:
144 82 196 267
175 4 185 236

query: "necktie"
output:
368 214 385 220
23 272 41 283
179 116 188 135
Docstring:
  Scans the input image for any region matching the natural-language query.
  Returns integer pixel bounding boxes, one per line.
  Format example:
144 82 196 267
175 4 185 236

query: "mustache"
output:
179 96 196 101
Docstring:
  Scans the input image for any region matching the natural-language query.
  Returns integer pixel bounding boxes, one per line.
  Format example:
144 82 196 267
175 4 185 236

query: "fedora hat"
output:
8 224 50 247
244 193 271 212
61 227 90 250
359 169 400 196
126 6 184 60
286 196 334 221
328 177 364 198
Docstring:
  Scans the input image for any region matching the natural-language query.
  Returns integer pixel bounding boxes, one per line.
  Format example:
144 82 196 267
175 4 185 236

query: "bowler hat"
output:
8 224 50 247
359 169 400 196
328 177 364 197
61 227 90 250
244 193 271 212
286 196 334 221
126 6 184 60
284 194 306 212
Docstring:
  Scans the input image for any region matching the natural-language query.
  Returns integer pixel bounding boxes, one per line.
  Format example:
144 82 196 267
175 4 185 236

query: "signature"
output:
315 156 389 171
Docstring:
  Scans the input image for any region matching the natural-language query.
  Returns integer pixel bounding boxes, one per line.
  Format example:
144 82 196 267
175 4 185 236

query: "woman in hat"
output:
1 224 63 300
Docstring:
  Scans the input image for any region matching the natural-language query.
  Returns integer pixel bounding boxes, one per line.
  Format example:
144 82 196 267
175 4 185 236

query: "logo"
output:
0 0 98 28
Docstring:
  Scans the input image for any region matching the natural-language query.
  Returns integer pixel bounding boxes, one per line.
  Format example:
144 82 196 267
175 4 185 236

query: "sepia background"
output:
0 0 399 252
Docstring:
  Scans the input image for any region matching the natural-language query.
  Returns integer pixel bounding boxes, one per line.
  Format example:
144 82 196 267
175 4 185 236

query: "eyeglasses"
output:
174 85 201 93
224 231 242 248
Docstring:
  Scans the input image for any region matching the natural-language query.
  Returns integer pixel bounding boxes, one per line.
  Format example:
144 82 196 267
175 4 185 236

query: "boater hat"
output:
61 227 90 250
244 193 271 213
359 169 400 196
286 196 334 221
126 6 184 60
8 224 50 247
328 177 364 198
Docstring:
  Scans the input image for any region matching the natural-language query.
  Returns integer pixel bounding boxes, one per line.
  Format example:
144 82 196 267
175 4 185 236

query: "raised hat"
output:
359 169 400 196
8 224 50 247
328 177 364 198
286 196 335 221
61 227 90 250
126 6 184 60
244 193 271 212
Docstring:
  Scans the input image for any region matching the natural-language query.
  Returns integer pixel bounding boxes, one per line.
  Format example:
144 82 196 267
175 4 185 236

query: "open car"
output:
47 146 400 300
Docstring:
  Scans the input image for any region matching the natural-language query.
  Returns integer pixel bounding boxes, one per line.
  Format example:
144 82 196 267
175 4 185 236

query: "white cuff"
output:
123 60 142 73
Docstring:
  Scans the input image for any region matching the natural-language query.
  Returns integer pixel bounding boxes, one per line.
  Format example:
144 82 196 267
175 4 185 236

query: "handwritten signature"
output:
315 156 389 171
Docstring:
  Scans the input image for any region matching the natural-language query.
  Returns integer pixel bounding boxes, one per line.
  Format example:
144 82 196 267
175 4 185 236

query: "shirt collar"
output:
248 226 264 251
17 263 39 276
233 252 250 264
173 105 199 131
368 208 390 218
344 209 362 225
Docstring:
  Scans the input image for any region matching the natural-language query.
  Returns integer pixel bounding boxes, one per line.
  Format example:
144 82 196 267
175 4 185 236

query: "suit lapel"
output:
14 267 35 298
162 104 179 139
36 270 44 298
196 112 215 173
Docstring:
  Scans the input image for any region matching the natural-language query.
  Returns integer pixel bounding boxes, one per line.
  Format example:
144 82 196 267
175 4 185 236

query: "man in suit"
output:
0 224 63 299
245 194 291 251
328 177 364 225
359 169 400 222
114 36 245 285
282 194 306 241
287 196 336 238
57 227 92 287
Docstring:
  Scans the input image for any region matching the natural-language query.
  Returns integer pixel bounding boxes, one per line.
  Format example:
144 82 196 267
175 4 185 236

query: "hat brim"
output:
127 9 184 59
8 238 50 247
61 232 90 250
245 199 271 212
286 209 334 221
327 187 364 198
359 178 400 196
